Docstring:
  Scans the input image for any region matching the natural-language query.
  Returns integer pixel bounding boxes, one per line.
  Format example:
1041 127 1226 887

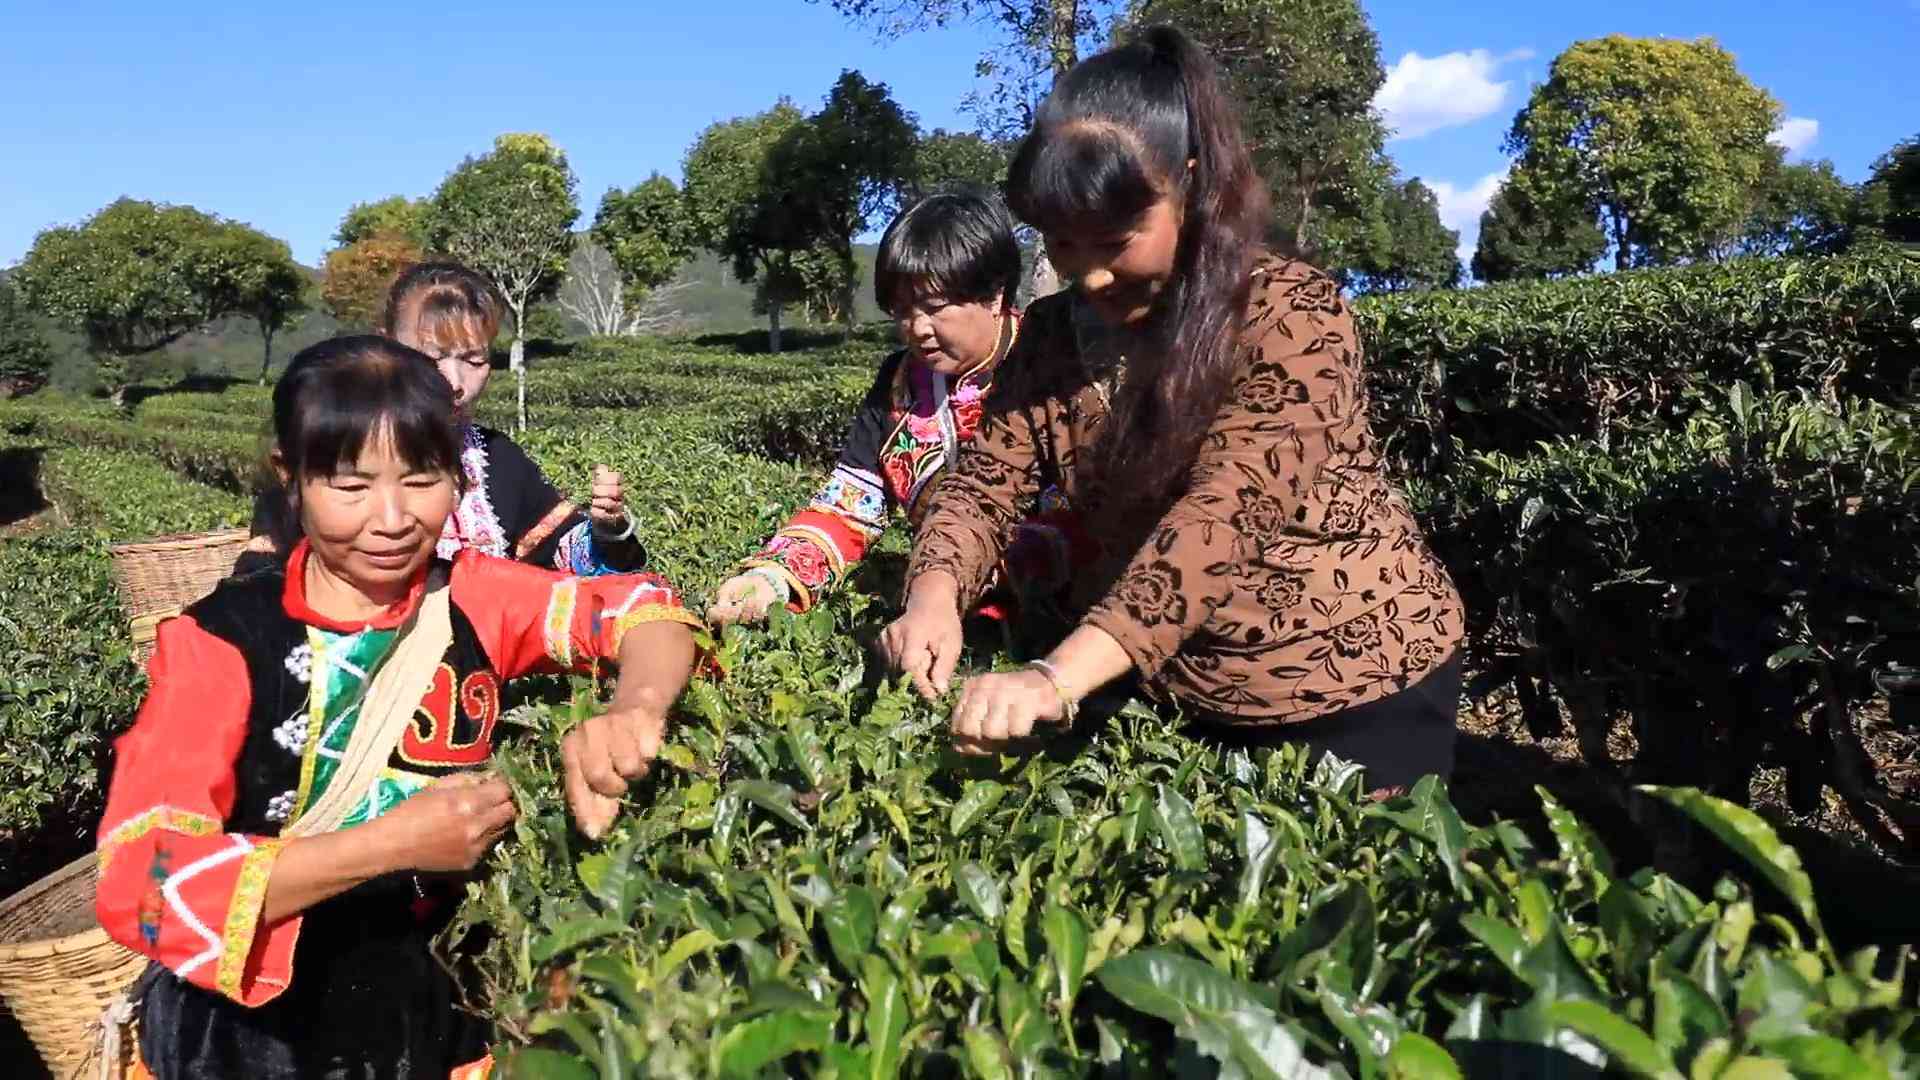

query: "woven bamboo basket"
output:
108 529 251 665
0 854 145 1078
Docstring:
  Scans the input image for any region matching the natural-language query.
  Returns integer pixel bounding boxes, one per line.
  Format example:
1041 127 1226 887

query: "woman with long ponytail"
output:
878 26 1466 796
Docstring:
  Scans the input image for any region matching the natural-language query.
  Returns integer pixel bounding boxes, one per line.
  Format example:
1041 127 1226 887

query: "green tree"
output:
1856 134 1920 245
1337 176 1459 293
591 174 696 297
196 221 309 382
683 101 815 351
774 71 920 329
335 195 431 247
910 129 1011 197
427 133 580 432
14 199 238 400
1725 158 1855 259
1136 0 1389 261
1504 35 1781 271
0 278 53 395
1470 179 1607 283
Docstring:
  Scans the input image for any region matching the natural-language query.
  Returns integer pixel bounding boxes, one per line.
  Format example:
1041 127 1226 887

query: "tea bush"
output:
1358 249 1920 478
461 602 1918 1076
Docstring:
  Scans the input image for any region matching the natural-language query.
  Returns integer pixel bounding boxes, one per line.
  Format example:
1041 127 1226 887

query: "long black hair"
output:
257 335 462 551
1008 25 1269 499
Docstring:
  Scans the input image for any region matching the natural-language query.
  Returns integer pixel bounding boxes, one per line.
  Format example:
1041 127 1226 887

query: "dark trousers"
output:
1197 654 1463 794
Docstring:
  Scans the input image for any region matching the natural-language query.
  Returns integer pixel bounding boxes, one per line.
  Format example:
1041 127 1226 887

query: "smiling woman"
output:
96 335 702 1078
881 27 1467 798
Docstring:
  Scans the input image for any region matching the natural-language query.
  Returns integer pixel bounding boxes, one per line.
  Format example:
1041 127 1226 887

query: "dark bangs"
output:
874 189 1021 312
273 336 460 481
1007 122 1168 239
1007 37 1193 238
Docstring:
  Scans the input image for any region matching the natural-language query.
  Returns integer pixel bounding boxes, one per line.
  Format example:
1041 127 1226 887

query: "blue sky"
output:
3 1 1916 270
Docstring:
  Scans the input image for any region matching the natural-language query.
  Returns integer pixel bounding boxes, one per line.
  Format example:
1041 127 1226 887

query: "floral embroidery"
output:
282 643 312 684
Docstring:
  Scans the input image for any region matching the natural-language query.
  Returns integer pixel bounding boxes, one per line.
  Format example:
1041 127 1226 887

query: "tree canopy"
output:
14 199 305 396
910 130 1012 197
1504 35 1781 270
683 100 813 351
1857 133 1920 245
1470 180 1608 283
0 277 53 391
1725 159 1856 259
591 174 696 297
321 233 421 331
335 196 431 248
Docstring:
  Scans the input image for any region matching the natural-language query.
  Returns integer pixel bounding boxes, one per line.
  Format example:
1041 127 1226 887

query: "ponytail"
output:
1009 25 1269 501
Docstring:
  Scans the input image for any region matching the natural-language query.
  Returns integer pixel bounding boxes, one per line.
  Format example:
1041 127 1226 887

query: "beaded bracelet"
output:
592 513 638 543
743 565 794 603
1025 658 1080 727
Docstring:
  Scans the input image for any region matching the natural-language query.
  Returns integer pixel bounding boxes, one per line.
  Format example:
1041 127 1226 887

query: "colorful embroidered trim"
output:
215 838 284 1002
516 499 577 562
290 628 330 820
98 805 220 873
612 604 707 654
441 425 506 559
544 578 580 669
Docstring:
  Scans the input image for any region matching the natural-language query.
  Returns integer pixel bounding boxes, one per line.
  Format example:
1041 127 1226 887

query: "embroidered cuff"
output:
217 838 286 1003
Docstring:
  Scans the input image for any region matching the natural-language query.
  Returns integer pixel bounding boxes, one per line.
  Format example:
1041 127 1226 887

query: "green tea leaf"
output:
531 916 627 965
732 778 812 833
1155 784 1206 872
714 1010 834 1078
650 928 722 987
1545 1000 1683 1080
823 886 880 975
1095 948 1327 1080
955 861 1005 923
949 779 1007 838
1384 1033 1464 1079
503 1047 598 1080
1042 903 1090 1008
860 955 909 1079
1641 787 1826 950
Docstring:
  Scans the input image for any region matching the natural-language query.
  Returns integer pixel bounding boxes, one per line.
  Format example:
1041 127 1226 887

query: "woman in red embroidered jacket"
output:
708 190 1091 625
97 336 701 1079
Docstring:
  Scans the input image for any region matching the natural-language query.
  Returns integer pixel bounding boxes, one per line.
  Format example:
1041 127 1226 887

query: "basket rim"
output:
0 853 106 960
108 527 251 557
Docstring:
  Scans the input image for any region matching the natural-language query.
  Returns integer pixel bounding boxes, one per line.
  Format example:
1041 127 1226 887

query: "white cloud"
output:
1375 49 1533 141
1769 117 1820 158
1426 169 1510 269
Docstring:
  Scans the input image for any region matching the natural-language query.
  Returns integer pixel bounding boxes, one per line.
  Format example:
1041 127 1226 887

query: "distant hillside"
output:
17 244 893 391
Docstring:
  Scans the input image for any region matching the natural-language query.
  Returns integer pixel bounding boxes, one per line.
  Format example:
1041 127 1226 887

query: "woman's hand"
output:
588 465 629 535
950 669 1066 754
379 773 518 873
708 573 780 626
562 705 665 840
879 573 965 700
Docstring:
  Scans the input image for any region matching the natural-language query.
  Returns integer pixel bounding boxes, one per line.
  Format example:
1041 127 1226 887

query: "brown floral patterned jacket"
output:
908 254 1464 725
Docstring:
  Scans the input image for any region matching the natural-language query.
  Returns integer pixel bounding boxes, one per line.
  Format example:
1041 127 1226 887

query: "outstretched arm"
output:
561 618 699 839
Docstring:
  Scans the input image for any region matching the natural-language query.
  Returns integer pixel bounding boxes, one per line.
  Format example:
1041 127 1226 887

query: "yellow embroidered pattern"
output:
98 806 220 874
216 838 285 1002
544 578 579 668
613 604 706 653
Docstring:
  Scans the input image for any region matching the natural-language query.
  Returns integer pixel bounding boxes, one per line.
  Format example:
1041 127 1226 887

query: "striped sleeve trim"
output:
216 838 285 1002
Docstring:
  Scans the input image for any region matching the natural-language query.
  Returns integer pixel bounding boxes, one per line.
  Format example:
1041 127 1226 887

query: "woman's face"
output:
390 301 492 418
892 287 1007 375
293 428 456 599
1045 193 1184 328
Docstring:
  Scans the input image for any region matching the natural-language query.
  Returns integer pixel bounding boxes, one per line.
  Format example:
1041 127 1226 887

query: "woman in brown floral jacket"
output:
877 26 1466 793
